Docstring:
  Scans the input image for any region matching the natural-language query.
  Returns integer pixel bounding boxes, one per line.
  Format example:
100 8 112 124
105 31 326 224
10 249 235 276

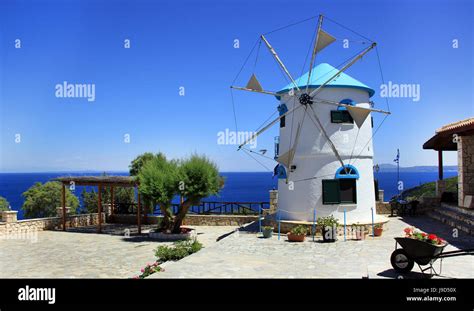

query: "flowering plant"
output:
403 227 446 246
133 262 163 279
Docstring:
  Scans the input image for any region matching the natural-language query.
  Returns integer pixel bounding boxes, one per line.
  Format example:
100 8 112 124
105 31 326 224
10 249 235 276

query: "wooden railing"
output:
115 201 268 215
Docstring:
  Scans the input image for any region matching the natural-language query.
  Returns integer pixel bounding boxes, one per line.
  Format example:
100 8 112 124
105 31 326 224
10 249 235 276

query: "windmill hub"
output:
299 93 313 106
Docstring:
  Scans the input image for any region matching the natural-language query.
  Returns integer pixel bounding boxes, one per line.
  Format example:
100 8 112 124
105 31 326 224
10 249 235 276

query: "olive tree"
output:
138 153 223 234
173 154 223 233
22 181 79 218
129 152 156 176
138 154 180 232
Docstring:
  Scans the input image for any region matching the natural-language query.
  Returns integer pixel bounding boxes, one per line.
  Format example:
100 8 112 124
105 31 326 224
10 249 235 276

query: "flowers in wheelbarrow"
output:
403 227 447 246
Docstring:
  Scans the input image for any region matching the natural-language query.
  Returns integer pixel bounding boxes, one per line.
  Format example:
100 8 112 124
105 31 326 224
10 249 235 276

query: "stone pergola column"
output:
1 210 18 223
458 135 474 208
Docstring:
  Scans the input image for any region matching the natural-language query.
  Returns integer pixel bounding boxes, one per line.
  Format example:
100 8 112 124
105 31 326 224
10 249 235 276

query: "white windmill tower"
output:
231 15 390 224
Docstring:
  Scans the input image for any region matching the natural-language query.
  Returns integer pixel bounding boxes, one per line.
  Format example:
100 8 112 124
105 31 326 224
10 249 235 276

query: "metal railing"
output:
115 201 268 215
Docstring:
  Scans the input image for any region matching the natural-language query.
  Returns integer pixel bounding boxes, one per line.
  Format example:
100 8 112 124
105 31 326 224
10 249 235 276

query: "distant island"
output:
377 164 457 173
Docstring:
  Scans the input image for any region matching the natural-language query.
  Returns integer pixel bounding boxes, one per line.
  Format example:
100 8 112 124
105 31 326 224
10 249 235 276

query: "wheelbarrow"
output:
390 237 474 276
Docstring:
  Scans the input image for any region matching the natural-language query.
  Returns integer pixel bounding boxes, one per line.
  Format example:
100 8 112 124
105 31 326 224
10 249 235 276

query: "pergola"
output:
55 176 143 234
423 117 474 207
423 118 474 180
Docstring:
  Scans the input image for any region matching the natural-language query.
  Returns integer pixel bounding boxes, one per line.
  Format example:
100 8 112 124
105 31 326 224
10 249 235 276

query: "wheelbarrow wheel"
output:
391 249 414 273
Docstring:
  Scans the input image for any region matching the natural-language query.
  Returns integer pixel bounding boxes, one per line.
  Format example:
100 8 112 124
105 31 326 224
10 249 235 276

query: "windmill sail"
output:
315 29 336 53
347 106 371 128
276 148 295 166
246 74 263 92
287 120 303 168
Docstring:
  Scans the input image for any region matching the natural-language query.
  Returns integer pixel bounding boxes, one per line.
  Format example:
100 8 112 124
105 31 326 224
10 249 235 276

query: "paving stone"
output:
0 225 237 278
150 216 473 279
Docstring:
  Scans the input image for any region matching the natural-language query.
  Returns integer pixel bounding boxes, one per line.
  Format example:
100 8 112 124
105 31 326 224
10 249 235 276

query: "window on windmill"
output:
331 98 355 124
331 110 353 124
278 104 288 128
322 179 340 204
322 165 359 205
339 179 357 204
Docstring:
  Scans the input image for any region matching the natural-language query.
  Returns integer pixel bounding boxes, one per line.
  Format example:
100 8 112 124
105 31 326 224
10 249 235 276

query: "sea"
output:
0 171 458 220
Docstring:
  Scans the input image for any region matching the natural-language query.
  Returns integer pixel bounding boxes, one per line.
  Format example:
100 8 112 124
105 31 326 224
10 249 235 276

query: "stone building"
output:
423 117 474 208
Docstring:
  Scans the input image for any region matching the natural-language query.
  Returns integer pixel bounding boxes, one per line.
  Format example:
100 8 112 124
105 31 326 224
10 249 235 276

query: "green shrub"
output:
317 215 339 228
155 238 203 262
0 196 10 211
397 176 457 201
290 225 308 236
22 181 79 218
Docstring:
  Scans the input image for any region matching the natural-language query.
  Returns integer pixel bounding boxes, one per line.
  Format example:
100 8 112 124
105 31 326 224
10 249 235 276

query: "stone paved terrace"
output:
150 216 474 279
0 225 238 278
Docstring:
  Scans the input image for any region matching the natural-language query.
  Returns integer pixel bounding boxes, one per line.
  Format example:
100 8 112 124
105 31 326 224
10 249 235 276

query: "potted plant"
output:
317 216 339 242
262 226 274 239
287 225 308 242
373 223 383 237
352 223 366 240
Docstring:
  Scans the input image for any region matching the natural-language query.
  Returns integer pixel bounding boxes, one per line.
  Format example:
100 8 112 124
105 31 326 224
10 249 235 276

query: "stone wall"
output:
269 190 278 213
182 214 258 226
0 213 104 239
376 202 390 214
108 214 148 224
109 214 258 226
262 218 387 236
458 135 474 208
421 196 441 208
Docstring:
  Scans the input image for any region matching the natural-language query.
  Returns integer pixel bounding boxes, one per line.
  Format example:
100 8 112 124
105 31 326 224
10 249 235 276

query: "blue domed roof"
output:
277 63 375 97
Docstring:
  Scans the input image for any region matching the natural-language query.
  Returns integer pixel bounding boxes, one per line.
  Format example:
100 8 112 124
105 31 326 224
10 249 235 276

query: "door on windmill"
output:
322 165 359 204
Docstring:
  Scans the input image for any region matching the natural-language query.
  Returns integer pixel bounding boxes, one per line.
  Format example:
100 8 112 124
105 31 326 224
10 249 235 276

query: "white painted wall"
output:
277 87 376 224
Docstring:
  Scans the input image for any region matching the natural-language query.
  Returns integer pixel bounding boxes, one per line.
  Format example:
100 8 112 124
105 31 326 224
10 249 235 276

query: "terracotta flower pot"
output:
374 227 383 237
287 233 305 242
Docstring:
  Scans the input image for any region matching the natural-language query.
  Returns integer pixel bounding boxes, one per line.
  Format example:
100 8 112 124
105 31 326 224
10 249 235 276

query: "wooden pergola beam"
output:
62 183 66 231
110 186 115 216
98 183 102 233
137 188 141 234
55 176 141 234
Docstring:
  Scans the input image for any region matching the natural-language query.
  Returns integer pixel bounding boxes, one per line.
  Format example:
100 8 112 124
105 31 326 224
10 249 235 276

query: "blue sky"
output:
0 0 472 172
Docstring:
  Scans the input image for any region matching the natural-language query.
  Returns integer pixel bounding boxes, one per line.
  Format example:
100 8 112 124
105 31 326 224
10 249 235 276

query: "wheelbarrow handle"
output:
437 248 474 259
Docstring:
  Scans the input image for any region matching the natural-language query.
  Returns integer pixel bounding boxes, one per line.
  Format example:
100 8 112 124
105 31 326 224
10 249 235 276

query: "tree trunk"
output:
158 203 174 233
171 199 196 234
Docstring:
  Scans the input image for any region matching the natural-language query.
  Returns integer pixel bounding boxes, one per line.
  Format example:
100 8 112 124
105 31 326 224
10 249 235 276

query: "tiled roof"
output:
436 117 474 133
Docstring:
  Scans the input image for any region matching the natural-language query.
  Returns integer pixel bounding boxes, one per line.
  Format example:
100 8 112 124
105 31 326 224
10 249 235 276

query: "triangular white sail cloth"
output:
315 29 336 53
347 106 371 128
276 148 295 166
246 74 263 92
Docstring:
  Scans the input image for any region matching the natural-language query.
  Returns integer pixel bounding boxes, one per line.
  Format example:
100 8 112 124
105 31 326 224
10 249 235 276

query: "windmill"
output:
230 15 391 223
